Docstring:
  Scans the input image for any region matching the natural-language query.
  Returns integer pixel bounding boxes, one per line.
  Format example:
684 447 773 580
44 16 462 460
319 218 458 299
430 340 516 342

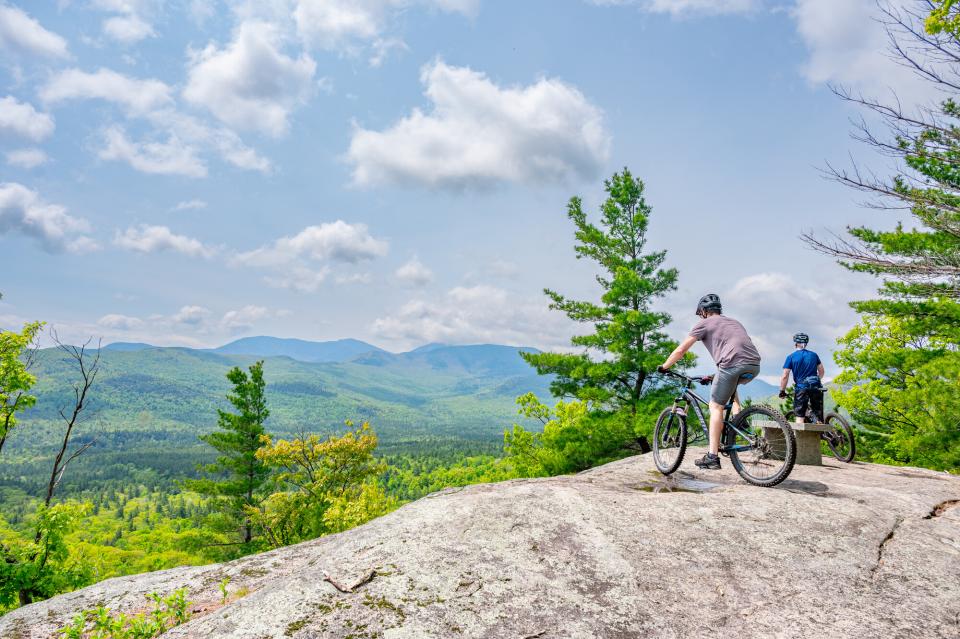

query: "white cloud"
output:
0 182 97 253
0 96 55 141
793 0 936 103
264 265 331 293
0 3 69 58
184 21 317 137
395 255 433 286
173 198 207 211
149 109 273 173
235 221 387 292
372 284 575 349
294 0 382 47
172 305 211 325
369 36 407 68
293 0 477 54
103 15 155 43
235 220 388 267
98 313 143 330
722 271 870 375
347 60 610 189
41 68 173 115
220 305 272 332
5 147 48 169
99 126 207 178
92 0 158 44
114 224 215 257
40 68 271 175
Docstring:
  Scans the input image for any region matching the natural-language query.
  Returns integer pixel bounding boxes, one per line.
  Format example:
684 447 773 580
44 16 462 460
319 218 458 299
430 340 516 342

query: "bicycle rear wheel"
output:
725 405 796 487
823 412 855 462
653 407 687 475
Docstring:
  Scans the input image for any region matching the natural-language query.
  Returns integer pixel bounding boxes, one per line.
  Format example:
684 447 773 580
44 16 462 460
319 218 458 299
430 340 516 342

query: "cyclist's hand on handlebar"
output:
778 390 787 399
699 375 713 386
656 365 668 374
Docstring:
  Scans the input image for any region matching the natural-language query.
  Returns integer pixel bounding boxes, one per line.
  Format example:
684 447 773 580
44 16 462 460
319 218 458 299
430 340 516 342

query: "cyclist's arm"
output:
779 368 791 393
817 362 825 378
661 335 698 369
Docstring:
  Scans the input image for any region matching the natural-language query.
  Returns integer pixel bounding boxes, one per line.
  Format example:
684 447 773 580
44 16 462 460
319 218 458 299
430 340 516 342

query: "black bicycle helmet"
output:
696 293 722 316
793 332 809 344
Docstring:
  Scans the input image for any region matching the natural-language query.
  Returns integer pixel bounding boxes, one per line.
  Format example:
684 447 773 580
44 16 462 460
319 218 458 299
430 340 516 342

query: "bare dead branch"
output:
43 330 102 507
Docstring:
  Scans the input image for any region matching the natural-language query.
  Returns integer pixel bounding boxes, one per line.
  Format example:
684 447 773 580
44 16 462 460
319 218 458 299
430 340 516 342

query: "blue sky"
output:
0 0 932 380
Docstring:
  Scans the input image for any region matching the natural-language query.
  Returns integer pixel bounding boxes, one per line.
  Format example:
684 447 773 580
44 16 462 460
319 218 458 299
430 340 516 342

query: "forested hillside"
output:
0 342 551 498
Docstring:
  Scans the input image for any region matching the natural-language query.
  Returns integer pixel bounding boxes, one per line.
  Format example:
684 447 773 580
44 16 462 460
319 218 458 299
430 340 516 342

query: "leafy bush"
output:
58 588 190 639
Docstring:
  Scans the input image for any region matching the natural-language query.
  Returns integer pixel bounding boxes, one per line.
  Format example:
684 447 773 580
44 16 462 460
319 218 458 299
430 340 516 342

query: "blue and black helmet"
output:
793 332 809 344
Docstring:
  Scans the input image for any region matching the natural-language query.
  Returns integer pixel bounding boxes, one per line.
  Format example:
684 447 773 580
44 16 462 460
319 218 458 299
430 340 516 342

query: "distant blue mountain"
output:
738 379 779 401
347 343 539 376
211 337 386 363
406 343 448 354
102 342 156 352
396 344 540 377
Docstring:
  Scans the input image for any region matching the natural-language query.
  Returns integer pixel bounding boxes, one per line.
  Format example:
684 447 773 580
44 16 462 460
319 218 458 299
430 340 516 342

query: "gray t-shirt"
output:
689 315 761 368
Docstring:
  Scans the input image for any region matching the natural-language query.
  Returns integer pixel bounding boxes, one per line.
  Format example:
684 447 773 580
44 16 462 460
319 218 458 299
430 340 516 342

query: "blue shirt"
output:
783 349 822 388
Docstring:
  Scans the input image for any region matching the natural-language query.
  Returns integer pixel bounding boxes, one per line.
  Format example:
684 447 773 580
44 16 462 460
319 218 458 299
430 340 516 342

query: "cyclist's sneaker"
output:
695 453 721 470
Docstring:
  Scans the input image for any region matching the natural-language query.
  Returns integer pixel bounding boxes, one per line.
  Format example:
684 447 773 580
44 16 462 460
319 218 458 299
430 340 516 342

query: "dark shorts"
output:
794 387 824 422
711 363 761 404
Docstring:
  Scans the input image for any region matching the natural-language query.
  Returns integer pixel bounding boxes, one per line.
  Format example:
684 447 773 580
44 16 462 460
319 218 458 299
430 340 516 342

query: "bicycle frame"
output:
664 372 757 454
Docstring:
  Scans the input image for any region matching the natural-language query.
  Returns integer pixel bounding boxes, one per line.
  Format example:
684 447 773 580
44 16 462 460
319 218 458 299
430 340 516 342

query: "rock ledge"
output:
2 451 959 638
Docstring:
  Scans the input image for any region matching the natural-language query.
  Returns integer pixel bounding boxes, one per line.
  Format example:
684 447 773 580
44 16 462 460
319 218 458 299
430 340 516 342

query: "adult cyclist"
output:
778 332 825 424
658 294 762 470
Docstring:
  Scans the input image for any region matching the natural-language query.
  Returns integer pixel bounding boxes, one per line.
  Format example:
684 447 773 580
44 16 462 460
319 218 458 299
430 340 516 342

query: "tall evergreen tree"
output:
803 2 960 470
804 2 960 331
186 361 270 544
522 168 683 416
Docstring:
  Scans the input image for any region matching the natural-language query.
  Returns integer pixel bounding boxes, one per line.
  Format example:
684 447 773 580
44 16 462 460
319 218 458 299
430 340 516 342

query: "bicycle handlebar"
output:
656 368 712 385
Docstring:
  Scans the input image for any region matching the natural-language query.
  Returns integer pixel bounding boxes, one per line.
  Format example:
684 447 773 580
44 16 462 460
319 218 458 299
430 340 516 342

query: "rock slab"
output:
2 450 959 639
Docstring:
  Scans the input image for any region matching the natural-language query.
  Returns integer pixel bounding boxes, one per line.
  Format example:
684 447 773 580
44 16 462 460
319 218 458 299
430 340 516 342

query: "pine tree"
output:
802 3 960 470
185 361 271 545
522 168 683 417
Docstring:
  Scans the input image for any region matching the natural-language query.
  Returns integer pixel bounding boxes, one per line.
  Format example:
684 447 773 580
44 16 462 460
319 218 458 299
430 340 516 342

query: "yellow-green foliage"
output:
250 422 398 548
833 314 960 471
383 455 518 500
927 0 960 36
504 393 638 477
0 501 91 612
0 320 44 452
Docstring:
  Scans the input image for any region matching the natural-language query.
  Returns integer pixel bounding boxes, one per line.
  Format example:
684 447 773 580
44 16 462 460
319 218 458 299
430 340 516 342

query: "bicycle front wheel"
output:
824 412 855 462
726 405 796 487
653 407 687 475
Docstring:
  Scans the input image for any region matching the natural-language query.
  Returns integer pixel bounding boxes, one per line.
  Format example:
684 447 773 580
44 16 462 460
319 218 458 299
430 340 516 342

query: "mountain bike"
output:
652 369 796 487
784 386 856 463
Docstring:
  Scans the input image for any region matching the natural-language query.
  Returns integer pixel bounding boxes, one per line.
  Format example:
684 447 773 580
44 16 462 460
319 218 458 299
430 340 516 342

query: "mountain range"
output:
1 336 778 493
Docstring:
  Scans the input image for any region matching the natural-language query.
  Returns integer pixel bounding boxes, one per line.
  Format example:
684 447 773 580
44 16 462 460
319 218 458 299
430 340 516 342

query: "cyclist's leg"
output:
707 400 724 454
729 366 759 417
793 388 809 424
811 388 825 423
709 367 743 453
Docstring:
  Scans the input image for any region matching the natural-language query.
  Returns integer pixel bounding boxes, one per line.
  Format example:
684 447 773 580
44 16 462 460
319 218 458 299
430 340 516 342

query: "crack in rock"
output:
924 499 960 519
871 516 904 579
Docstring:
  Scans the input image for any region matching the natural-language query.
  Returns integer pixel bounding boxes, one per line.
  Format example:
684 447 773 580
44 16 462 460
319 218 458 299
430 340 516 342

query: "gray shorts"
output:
711 363 761 404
